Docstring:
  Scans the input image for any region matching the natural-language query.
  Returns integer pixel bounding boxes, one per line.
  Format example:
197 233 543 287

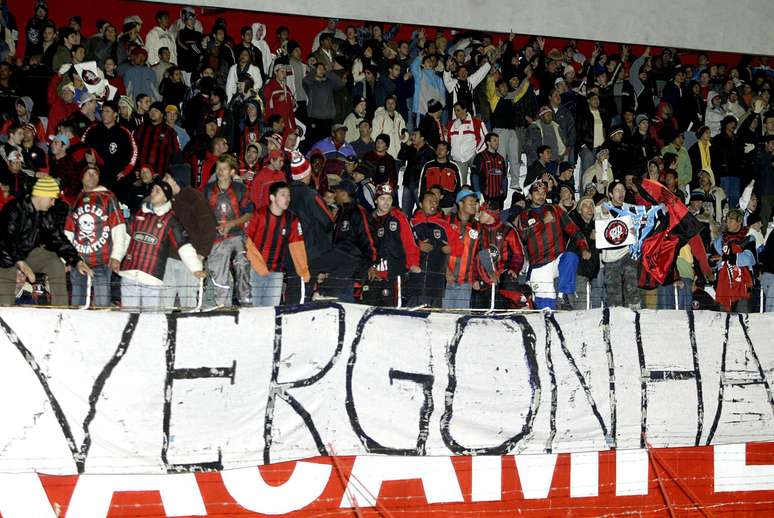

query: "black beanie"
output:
154 177 174 202
169 164 191 189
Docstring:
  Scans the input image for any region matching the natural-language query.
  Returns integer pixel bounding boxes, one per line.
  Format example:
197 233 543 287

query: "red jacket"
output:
197 151 220 191
46 74 79 137
250 167 286 210
446 213 482 285
262 78 296 138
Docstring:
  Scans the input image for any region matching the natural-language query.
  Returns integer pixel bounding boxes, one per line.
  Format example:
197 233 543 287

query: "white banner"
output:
144 0 774 56
0 305 773 475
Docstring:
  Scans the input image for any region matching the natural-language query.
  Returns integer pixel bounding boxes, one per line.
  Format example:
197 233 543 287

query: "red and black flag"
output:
634 179 706 289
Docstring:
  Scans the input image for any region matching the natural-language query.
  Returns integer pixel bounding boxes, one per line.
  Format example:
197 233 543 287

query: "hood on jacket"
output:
373 106 388 117
17 96 33 121
251 22 267 42
251 22 272 73
706 90 721 109
699 168 716 187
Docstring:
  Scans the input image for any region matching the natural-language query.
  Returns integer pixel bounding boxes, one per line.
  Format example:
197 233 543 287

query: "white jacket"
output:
705 91 730 137
448 116 487 163
371 107 406 159
145 26 177 66
251 22 274 76
226 64 263 102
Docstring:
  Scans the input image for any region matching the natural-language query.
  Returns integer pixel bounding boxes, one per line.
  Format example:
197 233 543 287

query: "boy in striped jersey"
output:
245 181 310 306
119 179 206 310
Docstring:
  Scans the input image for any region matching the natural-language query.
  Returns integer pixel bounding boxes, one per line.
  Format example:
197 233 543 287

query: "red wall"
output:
7 0 756 68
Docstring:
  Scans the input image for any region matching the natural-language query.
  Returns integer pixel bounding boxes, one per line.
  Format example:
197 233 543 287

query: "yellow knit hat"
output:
31 176 60 198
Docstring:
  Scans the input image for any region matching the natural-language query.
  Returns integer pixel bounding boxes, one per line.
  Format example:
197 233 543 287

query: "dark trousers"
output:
310 249 360 302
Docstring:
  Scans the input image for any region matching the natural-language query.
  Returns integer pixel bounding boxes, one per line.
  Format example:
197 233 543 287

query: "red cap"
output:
268 149 284 161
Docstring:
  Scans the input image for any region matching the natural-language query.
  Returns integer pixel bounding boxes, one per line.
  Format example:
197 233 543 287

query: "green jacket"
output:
662 143 692 187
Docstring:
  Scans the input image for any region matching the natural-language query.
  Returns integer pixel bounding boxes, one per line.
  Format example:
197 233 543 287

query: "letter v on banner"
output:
0 313 139 474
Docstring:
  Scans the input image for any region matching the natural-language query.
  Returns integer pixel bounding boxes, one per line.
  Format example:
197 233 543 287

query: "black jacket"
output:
0 197 82 268
332 201 377 268
711 131 743 180
398 143 435 187
568 210 599 280
83 122 138 191
289 180 334 261
628 130 658 174
575 103 610 151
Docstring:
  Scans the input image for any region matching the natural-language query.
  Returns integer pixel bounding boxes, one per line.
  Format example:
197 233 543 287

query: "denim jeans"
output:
120 277 163 311
70 265 112 307
557 252 579 295
762 272 774 313
656 278 693 310
442 282 472 309
251 271 284 307
492 127 521 187
401 183 419 216
573 275 605 310
720 176 741 209
162 258 199 309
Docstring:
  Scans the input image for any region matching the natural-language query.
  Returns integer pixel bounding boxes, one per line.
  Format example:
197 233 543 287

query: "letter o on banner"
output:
441 315 540 454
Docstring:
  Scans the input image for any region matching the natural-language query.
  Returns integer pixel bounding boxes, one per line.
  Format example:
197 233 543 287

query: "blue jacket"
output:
410 55 445 116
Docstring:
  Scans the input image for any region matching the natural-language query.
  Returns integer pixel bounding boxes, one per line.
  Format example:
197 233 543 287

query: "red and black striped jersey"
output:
446 213 482 285
65 188 125 268
134 122 180 176
517 204 587 268
122 205 189 281
477 222 525 284
204 181 254 242
471 150 509 200
246 206 303 272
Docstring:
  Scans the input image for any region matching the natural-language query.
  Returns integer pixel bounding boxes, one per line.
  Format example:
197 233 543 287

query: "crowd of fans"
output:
0 2 773 312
